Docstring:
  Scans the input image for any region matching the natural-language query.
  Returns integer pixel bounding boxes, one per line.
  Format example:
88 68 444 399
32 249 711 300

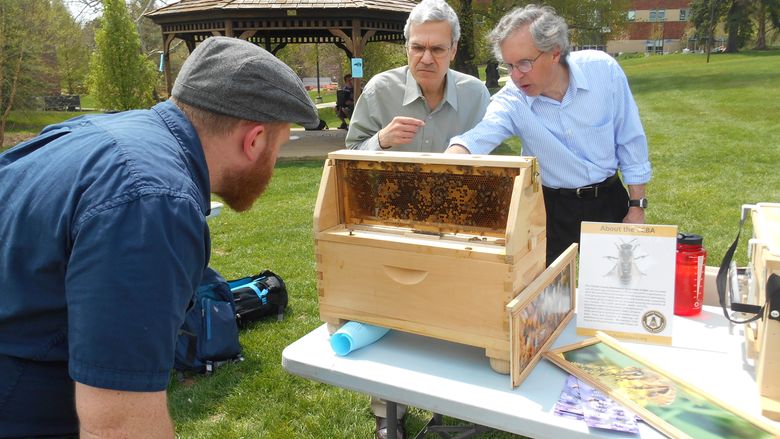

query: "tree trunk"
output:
0 48 25 149
485 60 500 89
755 2 767 49
725 0 742 52
452 0 479 78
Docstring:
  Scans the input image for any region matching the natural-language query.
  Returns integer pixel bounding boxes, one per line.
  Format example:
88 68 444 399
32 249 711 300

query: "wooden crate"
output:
746 203 780 420
314 150 547 373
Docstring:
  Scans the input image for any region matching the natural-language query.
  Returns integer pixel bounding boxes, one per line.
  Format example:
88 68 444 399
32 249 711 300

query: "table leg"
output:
412 413 492 439
386 401 397 439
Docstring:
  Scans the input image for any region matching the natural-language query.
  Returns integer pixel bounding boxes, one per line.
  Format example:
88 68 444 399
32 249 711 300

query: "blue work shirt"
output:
450 50 652 189
0 100 210 434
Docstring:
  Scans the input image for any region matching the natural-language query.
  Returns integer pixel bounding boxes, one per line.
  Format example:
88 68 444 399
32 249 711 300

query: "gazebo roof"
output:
146 0 418 46
147 0 418 94
148 0 418 18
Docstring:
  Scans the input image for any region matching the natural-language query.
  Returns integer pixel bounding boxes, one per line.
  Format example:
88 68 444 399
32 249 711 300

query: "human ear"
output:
242 123 267 161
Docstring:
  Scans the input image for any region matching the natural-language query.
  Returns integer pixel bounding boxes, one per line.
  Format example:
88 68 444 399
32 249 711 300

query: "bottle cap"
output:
677 233 703 246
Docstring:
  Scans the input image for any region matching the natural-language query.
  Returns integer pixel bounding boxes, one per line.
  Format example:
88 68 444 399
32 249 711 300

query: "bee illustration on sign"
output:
604 239 646 286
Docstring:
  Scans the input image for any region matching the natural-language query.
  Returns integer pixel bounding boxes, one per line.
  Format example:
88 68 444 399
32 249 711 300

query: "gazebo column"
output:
329 22 375 101
352 20 364 98
163 33 177 96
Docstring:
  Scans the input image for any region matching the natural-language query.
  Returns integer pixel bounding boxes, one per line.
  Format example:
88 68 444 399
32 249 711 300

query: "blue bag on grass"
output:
228 270 288 326
174 267 243 374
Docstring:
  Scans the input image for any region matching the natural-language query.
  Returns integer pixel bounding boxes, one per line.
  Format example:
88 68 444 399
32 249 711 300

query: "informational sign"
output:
576 222 677 344
351 58 363 78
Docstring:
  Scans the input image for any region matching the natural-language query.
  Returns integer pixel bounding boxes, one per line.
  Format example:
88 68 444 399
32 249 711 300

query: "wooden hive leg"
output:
486 348 510 375
323 317 347 335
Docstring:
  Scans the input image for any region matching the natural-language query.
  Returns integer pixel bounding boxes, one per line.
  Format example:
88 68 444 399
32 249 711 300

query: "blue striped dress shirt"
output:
449 50 651 189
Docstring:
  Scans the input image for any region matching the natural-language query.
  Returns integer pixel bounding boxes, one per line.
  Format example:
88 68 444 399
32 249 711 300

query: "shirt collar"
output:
402 67 457 111
152 100 211 215
567 54 589 92
523 53 590 106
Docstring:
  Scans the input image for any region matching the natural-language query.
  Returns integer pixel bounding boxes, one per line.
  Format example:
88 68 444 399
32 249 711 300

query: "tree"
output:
0 0 54 148
88 0 156 111
753 0 780 49
548 0 631 48
724 0 754 52
452 0 479 78
51 0 91 94
690 0 728 58
361 42 406 80
690 0 765 53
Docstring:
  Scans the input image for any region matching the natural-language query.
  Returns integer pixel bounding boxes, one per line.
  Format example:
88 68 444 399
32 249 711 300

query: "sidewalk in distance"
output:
279 128 347 160
280 128 347 160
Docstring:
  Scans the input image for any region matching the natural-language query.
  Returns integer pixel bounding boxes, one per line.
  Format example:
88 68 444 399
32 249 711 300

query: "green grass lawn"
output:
3 51 779 438
177 51 780 439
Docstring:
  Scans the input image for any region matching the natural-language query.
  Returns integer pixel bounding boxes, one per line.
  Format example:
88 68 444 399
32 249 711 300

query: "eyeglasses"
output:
504 51 545 73
407 43 452 58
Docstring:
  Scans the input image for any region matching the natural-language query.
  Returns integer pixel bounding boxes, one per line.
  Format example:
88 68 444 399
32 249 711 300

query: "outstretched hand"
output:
378 117 425 148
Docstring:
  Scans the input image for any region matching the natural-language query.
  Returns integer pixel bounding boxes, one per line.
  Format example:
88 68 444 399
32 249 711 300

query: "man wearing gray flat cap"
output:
0 36 317 437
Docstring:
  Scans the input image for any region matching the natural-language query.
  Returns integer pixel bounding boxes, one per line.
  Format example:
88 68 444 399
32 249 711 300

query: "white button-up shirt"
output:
450 50 652 188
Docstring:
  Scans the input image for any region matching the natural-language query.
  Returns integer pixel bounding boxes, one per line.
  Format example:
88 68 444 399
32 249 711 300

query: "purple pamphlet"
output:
554 374 640 434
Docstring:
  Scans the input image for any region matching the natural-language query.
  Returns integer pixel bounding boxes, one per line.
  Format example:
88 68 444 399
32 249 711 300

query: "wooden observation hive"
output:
313 150 547 373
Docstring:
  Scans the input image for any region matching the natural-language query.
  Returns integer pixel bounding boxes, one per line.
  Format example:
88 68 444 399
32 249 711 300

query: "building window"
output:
649 9 667 22
679 9 688 21
646 39 663 54
627 10 636 21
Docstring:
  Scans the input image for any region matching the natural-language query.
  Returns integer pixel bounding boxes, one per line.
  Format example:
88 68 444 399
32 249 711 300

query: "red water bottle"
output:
674 233 707 316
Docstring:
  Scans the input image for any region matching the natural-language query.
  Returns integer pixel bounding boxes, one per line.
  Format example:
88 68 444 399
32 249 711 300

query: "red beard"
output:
216 141 277 212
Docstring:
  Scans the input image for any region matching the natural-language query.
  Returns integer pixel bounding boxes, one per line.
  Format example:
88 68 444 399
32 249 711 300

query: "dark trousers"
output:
542 174 629 266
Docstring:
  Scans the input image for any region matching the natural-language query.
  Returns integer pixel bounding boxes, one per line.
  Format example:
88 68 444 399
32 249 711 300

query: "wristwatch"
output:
628 198 648 209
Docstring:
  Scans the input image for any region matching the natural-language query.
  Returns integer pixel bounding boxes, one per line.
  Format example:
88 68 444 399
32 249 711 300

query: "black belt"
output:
542 174 620 199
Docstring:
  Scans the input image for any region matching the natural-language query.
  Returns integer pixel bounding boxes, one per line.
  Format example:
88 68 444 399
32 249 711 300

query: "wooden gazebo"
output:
146 0 419 98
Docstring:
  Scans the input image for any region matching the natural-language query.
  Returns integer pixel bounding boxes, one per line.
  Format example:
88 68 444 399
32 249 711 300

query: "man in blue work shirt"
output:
448 4 651 265
0 37 318 437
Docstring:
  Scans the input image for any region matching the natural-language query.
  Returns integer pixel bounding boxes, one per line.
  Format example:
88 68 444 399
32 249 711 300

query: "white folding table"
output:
282 306 779 438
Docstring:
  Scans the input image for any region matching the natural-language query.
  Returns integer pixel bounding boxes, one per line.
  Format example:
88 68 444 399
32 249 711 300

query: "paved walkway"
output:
280 127 347 160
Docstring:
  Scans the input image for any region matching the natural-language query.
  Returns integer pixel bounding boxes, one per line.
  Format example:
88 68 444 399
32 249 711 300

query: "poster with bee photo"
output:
577 222 677 344
544 333 780 439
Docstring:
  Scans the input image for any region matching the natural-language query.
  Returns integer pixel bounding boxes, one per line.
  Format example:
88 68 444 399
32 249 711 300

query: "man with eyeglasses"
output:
345 0 489 153
448 4 651 266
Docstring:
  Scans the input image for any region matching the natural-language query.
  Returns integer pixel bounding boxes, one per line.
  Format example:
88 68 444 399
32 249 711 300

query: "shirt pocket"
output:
581 120 616 162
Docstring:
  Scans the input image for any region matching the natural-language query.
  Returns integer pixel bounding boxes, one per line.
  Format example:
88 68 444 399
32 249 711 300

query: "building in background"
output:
607 0 692 55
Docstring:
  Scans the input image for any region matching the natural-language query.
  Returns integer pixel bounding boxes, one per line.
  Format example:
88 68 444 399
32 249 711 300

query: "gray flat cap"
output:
172 36 319 129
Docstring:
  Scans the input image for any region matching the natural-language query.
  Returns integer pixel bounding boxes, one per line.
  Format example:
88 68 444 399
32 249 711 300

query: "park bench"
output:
43 95 81 111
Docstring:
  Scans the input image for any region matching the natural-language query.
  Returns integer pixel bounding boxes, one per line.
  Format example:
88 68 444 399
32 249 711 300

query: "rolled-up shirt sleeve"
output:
345 87 382 150
611 62 651 185
449 89 518 154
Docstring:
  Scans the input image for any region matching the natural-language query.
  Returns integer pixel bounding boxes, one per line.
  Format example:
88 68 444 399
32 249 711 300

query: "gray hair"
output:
403 0 460 46
488 4 569 64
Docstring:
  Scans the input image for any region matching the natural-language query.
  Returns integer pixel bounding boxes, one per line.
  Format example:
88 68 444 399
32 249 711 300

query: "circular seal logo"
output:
641 310 666 334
